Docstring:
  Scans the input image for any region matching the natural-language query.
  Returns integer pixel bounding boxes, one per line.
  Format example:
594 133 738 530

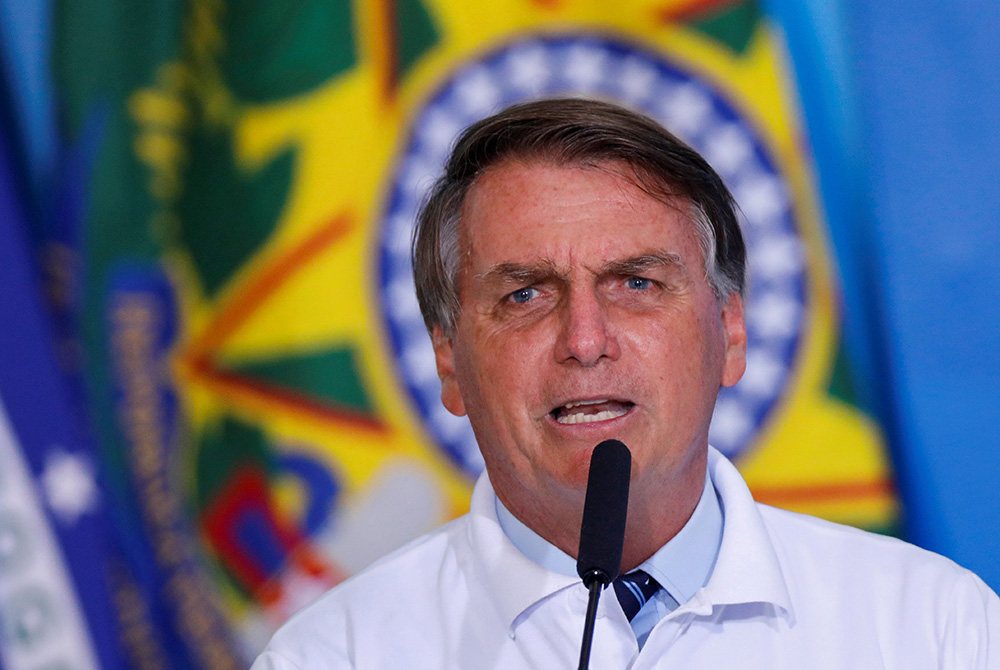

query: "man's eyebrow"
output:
603 252 686 276
474 253 685 284
475 260 562 284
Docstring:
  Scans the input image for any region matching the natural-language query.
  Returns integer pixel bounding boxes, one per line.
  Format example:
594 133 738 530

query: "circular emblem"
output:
378 34 807 472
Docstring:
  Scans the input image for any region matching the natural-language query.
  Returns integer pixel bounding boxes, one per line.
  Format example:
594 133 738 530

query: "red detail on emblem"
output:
655 0 740 22
382 0 400 101
201 469 347 605
751 478 896 506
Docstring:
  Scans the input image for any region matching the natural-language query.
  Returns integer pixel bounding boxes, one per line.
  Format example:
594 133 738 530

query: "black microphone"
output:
576 439 631 670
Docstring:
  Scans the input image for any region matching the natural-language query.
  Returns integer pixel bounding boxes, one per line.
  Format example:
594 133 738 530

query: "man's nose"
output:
555 288 620 367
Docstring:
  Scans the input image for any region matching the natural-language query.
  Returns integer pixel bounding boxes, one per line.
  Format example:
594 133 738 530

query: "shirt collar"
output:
466 474 579 633
494 468 722 607
494 496 578 576
691 448 795 622
466 447 794 631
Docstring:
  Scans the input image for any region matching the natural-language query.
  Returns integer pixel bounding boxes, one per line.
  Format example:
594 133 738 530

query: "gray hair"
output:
412 97 746 335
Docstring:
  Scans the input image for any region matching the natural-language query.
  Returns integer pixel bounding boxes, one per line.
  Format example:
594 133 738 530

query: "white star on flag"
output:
705 123 753 176
505 43 550 91
741 348 787 398
734 172 787 223
751 234 805 281
710 398 754 455
618 57 658 106
658 82 712 138
41 449 100 525
455 67 502 116
749 293 802 339
564 44 607 92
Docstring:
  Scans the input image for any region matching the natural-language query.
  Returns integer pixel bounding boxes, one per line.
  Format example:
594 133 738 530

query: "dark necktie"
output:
613 570 661 621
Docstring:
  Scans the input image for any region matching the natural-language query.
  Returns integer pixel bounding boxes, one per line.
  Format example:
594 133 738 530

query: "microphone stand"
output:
578 571 609 670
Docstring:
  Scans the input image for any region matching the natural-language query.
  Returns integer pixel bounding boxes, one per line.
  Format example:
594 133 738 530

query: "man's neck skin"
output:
491 447 708 573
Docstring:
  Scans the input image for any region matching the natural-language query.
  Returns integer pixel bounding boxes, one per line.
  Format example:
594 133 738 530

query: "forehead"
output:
458 159 700 270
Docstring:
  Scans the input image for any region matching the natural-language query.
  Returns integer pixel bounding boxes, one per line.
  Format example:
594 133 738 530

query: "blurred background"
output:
1 0 998 668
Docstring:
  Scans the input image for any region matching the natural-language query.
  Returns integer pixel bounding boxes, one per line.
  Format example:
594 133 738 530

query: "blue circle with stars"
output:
377 34 808 476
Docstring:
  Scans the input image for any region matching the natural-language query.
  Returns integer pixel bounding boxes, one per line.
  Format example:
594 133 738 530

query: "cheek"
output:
459 328 552 419
628 315 722 390
698 313 728 374
454 332 522 407
475 319 550 371
451 339 487 405
625 314 706 360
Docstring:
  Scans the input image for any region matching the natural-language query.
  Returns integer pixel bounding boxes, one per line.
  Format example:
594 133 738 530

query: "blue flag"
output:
769 0 1000 590
0 53 126 670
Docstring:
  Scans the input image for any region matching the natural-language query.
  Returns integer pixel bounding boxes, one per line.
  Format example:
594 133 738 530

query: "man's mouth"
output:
550 399 634 425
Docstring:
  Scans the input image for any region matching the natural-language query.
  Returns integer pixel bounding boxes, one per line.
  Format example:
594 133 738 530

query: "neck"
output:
619 469 705 570
493 454 707 573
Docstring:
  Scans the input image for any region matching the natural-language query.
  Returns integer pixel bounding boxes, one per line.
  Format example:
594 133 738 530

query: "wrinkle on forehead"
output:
458 160 703 291
461 160 697 246
479 156 688 210
475 250 688 287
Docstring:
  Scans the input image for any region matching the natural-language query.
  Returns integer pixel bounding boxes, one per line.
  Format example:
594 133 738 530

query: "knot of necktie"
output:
613 570 661 621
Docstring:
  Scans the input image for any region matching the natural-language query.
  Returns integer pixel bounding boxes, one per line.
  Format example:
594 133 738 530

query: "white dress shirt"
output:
252 448 1000 669
495 469 722 647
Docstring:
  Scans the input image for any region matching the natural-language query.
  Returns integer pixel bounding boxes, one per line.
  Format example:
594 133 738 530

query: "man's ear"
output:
431 326 467 417
720 293 747 388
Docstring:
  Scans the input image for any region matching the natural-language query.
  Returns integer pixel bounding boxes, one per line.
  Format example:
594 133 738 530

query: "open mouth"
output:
550 399 634 425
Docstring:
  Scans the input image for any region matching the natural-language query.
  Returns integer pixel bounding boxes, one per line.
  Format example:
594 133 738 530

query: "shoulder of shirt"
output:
757 500 944 562
251 649 308 670
284 511 474 614
753 501 997 603
707 447 995 605
340 512 474 585
260 513 475 663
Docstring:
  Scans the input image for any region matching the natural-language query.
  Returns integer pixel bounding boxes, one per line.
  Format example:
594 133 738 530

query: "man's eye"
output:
627 277 652 290
510 287 539 304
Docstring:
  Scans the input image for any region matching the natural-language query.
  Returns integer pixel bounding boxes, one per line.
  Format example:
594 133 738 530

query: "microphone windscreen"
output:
576 439 631 585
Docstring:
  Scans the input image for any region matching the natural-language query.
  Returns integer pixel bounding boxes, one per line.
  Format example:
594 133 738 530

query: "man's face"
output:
432 159 746 519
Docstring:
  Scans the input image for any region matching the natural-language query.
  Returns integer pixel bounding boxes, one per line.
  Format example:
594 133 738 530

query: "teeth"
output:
563 399 609 409
556 408 628 425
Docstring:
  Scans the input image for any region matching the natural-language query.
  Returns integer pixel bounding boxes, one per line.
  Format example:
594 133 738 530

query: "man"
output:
253 98 999 669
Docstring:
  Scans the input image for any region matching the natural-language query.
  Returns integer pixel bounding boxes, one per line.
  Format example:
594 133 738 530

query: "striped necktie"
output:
613 570 661 621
